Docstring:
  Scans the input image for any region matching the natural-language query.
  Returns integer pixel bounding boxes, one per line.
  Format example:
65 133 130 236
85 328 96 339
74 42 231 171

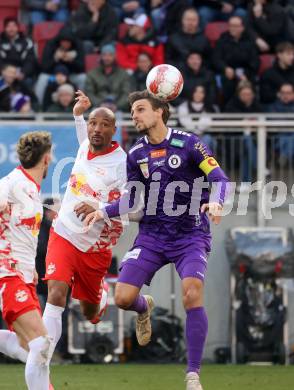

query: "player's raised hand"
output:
200 202 223 225
74 202 96 221
73 90 91 116
84 209 104 226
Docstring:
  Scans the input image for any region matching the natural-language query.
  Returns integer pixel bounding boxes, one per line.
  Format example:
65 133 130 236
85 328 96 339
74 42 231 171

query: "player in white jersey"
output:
42 91 127 369
0 131 54 390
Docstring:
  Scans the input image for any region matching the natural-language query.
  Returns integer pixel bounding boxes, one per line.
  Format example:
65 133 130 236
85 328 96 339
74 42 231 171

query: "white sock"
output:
0 330 28 363
43 303 64 357
25 336 51 390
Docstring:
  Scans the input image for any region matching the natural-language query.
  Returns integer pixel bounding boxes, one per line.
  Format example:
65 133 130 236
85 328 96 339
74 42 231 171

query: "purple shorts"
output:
118 233 211 288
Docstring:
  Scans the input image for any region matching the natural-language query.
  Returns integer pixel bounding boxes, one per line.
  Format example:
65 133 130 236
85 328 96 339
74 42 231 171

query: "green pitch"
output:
0 364 293 389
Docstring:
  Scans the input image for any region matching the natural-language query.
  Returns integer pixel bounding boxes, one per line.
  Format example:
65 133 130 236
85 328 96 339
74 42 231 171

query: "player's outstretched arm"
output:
73 90 91 145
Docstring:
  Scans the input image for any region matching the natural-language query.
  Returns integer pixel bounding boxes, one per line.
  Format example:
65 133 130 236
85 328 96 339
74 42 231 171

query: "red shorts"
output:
44 231 112 304
0 276 41 330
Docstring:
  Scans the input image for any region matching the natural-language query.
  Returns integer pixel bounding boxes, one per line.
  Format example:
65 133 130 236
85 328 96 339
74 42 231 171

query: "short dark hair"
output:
17 131 52 169
276 42 294 54
4 17 19 28
128 90 170 124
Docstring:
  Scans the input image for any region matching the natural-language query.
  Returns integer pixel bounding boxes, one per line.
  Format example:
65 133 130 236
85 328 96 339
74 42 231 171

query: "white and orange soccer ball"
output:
146 64 184 101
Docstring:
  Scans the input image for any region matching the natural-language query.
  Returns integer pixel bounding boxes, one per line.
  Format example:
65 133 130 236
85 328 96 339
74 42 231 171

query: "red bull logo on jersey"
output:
69 174 101 199
16 212 42 237
15 289 28 303
47 262 56 275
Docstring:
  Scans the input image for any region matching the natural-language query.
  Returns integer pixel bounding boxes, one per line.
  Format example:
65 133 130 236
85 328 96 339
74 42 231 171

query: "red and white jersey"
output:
53 115 127 252
0 167 43 283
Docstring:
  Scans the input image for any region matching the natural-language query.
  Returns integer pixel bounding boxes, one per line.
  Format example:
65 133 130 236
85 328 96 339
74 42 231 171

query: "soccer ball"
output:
146 64 184 101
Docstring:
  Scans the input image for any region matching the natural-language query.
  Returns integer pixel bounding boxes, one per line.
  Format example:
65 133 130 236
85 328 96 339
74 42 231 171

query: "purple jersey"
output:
105 128 229 239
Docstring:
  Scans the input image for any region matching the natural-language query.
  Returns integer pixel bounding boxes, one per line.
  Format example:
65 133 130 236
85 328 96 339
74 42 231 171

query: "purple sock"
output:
127 295 147 314
186 307 208 374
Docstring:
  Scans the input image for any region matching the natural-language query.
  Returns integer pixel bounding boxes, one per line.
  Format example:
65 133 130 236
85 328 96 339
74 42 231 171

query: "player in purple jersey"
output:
85 90 229 390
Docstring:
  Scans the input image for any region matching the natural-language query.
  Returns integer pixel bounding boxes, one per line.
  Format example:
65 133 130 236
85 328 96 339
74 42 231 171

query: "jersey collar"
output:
144 127 172 144
17 166 41 192
87 141 119 160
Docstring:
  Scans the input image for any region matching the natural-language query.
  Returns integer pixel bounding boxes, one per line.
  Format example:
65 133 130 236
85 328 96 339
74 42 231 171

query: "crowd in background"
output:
0 0 294 126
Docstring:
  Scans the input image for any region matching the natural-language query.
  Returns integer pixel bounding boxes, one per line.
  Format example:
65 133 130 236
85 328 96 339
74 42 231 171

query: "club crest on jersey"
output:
139 163 149 178
170 138 185 148
15 289 28 303
168 154 181 169
150 149 166 159
47 262 56 275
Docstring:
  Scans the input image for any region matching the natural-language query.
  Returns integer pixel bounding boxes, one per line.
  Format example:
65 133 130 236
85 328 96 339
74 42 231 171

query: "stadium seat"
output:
69 0 80 10
118 23 129 40
0 0 20 20
204 22 228 47
258 54 275 75
85 53 100 72
33 21 64 62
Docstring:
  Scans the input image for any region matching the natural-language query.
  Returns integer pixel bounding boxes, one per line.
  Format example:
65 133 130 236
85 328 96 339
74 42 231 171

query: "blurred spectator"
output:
116 14 164 71
248 0 285 53
46 83 75 112
0 18 38 84
35 29 85 103
224 80 262 113
150 0 190 43
213 16 260 104
130 52 153 90
35 197 60 309
267 83 294 166
178 84 217 149
225 80 262 184
260 42 294 104
267 82 294 113
42 64 76 110
85 43 131 111
64 0 118 53
193 0 247 27
23 0 69 25
166 7 211 69
180 52 216 105
0 64 38 112
109 0 147 20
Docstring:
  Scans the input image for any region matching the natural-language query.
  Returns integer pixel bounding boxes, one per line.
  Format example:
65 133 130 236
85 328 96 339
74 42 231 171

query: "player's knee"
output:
182 285 202 309
47 284 67 308
114 291 132 309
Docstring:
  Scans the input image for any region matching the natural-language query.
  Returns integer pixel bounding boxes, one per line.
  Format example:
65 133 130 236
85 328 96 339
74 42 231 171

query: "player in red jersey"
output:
0 131 54 390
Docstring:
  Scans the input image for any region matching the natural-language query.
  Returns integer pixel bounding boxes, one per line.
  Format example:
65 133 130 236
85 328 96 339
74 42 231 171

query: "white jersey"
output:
53 115 127 252
0 167 43 283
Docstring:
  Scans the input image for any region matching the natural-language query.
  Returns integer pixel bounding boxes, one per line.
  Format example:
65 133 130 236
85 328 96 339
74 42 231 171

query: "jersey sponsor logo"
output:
168 154 182 169
139 163 149 178
136 157 148 164
150 149 166 159
15 289 28 303
195 142 209 159
199 157 219 175
122 248 141 262
69 174 101 199
173 129 191 137
16 212 42 237
153 159 165 167
170 138 185 148
47 262 56 275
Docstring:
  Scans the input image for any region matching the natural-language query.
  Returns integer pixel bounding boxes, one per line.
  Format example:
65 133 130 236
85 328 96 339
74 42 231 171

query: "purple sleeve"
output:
189 136 230 206
104 153 143 218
